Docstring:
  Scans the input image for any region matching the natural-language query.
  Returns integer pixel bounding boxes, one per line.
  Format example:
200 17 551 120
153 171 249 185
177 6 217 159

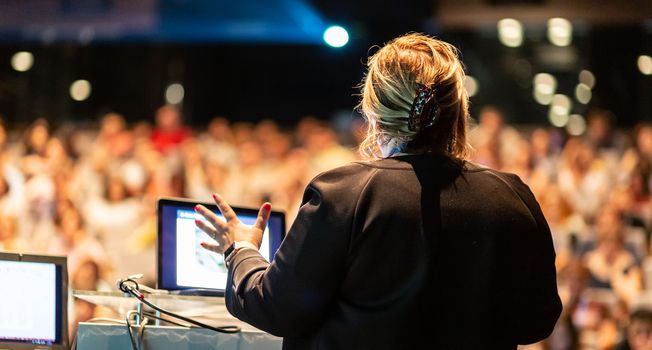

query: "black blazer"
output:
225 155 562 349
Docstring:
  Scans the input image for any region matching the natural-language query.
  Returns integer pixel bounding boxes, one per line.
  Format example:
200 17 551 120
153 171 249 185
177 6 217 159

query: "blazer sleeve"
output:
504 173 563 344
224 165 368 336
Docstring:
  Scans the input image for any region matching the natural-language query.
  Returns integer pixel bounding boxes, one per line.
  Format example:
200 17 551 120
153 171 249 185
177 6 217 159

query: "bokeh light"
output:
579 70 596 88
464 76 479 97
548 109 569 127
551 94 572 116
11 51 34 72
533 73 557 105
638 55 652 75
566 114 586 136
575 84 592 104
70 80 92 101
165 83 185 105
497 18 524 48
323 26 349 48
547 18 573 47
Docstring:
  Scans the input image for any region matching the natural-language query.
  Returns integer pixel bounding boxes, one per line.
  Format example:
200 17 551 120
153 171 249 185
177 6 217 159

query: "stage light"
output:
579 70 595 88
575 84 592 104
548 94 571 127
551 94 571 115
534 90 554 105
533 73 556 105
11 51 34 72
497 18 523 48
638 55 652 75
566 114 586 136
70 80 91 101
534 73 557 94
547 18 572 47
464 76 478 97
323 26 349 48
165 83 185 105
548 108 569 128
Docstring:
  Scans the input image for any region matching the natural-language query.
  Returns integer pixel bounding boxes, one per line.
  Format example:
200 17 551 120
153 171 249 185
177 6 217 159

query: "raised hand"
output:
194 193 272 254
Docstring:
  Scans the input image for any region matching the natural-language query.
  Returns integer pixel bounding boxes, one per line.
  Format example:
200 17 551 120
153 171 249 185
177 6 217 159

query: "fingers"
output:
195 204 227 231
195 219 228 248
194 219 218 238
254 202 272 232
200 242 224 254
212 193 237 222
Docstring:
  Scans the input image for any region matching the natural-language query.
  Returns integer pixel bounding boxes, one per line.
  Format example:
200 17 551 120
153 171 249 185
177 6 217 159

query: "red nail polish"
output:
195 219 200 224
200 242 206 247
194 205 200 211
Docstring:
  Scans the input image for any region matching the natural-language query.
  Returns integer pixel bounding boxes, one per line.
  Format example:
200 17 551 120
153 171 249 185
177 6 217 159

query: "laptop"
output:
0 252 69 350
157 197 286 296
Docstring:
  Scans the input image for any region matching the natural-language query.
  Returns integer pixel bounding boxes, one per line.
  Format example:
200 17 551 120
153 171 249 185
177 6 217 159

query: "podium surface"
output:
77 323 282 350
74 290 282 349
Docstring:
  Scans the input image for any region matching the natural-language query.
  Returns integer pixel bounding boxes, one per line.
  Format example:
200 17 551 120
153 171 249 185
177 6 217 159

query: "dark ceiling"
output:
0 0 650 128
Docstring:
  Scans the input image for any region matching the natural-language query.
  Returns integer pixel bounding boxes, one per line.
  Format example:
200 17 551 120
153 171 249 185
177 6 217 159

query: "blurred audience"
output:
615 308 652 350
1 104 651 348
469 108 652 349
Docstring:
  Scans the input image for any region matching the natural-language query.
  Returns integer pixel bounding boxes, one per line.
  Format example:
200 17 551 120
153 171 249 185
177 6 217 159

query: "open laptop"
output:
157 197 286 296
0 252 68 350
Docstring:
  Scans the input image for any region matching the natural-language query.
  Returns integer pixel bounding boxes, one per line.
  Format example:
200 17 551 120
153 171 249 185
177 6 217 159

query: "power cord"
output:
75 279 240 350
118 276 241 335
141 311 191 328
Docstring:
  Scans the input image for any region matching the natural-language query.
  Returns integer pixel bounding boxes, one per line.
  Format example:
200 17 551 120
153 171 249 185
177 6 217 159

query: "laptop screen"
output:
157 197 285 294
0 253 68 350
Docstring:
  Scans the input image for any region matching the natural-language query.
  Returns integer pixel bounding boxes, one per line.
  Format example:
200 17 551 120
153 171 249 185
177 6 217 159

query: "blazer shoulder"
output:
463 163 529 190
303 162 380 212
462 166 542 222
310 161 379 185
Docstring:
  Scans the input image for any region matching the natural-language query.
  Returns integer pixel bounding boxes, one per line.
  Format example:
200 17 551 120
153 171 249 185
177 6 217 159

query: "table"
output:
76 323 282 350
74 290 282 350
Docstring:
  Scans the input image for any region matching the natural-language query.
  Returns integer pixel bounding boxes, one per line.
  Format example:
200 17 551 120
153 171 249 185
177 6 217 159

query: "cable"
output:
137 297 240 333
142 311 191 328
138 316 148 344
118 277 241 334
126 310 139 350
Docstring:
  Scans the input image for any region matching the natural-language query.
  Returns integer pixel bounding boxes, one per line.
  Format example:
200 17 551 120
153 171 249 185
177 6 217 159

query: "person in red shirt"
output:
150 105 191 154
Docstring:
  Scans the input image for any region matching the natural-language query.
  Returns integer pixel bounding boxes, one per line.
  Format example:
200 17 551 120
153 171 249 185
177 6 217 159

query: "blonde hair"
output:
358 33 471 159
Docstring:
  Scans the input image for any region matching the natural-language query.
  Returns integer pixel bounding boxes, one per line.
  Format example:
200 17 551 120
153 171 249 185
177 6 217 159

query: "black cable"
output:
142 311 191 328
118 278 241 334
138 297 240 333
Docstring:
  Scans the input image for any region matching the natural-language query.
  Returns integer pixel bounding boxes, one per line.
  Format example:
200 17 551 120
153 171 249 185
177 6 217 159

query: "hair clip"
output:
408 84 440 132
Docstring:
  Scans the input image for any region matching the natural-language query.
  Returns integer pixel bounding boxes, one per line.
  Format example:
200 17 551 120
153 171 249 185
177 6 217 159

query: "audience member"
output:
615 309 652 350
150 105 191 154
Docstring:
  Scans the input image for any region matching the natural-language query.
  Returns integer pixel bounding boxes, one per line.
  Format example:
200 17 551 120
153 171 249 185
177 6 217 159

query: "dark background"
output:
0 0 650 128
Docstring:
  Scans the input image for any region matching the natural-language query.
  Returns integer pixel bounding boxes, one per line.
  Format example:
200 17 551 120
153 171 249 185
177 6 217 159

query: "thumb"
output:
254 202 272 232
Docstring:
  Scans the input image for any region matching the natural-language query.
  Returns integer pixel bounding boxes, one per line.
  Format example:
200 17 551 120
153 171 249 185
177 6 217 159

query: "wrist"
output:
224 241 258 268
